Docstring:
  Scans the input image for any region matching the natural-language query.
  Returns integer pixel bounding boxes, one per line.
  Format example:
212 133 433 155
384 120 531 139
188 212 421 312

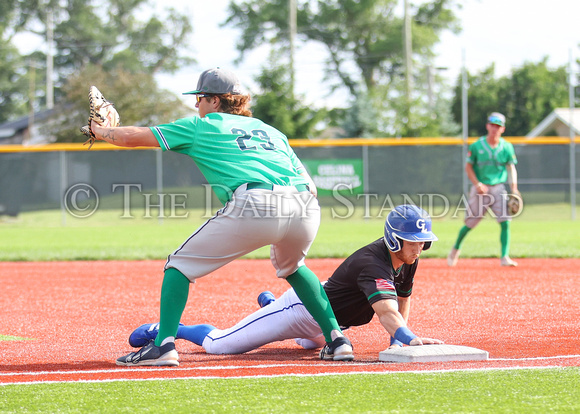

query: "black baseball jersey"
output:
323 238 417 327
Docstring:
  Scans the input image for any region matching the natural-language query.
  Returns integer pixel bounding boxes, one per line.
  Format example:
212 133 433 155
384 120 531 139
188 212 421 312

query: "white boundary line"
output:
1 354 579 378
490 355 580 361
0 361 375 377
1 354 579 386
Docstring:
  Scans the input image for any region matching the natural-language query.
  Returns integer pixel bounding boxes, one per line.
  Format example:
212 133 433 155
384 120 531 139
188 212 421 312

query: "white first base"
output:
379 344 488 363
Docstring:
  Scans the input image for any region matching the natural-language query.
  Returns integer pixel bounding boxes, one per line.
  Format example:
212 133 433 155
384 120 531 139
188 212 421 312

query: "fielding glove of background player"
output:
507 191 523 216
80 86 120 149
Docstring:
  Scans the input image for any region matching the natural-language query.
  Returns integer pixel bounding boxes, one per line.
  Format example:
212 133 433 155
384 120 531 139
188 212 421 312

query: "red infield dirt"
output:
1 258 579 384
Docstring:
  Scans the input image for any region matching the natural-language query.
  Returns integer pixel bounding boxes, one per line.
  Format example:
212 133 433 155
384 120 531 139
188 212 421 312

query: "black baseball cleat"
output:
116 340 179 367
319 336 354 361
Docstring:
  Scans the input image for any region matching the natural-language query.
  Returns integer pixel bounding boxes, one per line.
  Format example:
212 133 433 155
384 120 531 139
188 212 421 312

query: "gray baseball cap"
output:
487 112 506 126
183 68 243 95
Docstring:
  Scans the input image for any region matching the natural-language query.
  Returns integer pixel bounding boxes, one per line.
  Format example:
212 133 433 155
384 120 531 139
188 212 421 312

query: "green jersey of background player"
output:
448 112 519 267
88 67 354 366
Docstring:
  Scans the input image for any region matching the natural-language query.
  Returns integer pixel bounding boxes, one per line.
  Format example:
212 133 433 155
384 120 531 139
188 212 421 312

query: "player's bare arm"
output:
372 297 405 335
507 163 518 193
386 296 409 348
466 162 487 194
91 122 160 148
397 296 411 323
372 299 443 347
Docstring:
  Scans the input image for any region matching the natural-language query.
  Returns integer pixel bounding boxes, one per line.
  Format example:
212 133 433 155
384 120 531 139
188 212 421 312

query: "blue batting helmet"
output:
384 205 438 252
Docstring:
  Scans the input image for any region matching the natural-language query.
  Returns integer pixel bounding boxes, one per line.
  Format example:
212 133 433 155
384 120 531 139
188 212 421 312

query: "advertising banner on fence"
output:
302 159 363 196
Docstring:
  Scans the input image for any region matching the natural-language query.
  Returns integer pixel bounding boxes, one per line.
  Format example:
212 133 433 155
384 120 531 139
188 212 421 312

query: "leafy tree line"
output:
451 58 573 137
0 0 194 141
225 0 577 138
225 0 463 138
0 0 577 141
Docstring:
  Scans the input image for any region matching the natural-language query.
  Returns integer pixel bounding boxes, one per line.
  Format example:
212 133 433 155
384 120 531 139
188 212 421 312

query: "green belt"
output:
246 182 310 193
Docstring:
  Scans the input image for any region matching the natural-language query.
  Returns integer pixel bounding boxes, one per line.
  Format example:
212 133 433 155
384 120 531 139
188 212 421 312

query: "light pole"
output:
289 0 296 99
403 0 412 109
569 48 576 220
461 49 469 196
46 7 54 109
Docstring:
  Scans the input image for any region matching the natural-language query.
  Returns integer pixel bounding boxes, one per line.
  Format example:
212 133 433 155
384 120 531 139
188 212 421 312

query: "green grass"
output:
1 368 578 413
0 335 33 341
0 203 578 261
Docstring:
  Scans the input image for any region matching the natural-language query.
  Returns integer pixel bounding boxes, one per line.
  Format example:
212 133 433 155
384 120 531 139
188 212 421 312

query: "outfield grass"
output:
0 203 578 261
1 368 578 413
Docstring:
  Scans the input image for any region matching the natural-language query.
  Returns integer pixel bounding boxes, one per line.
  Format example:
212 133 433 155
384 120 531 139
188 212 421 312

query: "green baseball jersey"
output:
150 113 308 204
466 136 517 185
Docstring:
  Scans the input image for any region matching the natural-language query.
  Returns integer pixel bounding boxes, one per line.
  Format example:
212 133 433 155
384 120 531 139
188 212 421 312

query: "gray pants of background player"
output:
465 183 511 228
165 183 321 280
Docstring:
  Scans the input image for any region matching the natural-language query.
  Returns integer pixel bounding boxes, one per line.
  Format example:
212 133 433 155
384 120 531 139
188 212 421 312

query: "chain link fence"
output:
0 138 577 220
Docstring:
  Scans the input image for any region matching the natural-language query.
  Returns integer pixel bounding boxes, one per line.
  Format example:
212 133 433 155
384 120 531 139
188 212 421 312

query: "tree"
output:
501 59 569 136
0 0 33 122
452 59 570 137
251 53 326 139
51 64 191 143
0 0 193 134
0 39 28 123
223 0 461 137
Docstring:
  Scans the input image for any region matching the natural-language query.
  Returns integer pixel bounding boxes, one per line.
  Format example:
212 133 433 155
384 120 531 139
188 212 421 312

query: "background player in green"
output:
88 67 353 365
448 112 519 267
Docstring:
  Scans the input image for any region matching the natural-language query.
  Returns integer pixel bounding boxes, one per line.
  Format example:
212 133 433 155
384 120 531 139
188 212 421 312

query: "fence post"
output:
59 150 67 226
156 149 164 224
362 145 369 194
569 49 576 221
461 49 469 197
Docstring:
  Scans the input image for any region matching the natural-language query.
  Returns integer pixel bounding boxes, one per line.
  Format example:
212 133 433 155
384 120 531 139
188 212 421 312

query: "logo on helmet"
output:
416 218 426 232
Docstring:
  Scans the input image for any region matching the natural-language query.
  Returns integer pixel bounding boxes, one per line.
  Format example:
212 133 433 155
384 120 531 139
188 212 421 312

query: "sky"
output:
154 0 580 108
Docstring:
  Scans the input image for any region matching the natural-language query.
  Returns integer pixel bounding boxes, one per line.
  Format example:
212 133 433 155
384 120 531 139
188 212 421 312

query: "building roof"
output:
0 108 63 145
0 108 57 140
526 108 580 137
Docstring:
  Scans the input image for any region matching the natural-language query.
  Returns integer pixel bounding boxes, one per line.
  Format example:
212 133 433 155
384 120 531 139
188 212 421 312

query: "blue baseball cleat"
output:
257 291 276 308
128 323 184 348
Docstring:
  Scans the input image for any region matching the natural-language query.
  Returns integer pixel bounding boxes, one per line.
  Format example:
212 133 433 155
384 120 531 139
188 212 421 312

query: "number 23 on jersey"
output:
232 128 276 151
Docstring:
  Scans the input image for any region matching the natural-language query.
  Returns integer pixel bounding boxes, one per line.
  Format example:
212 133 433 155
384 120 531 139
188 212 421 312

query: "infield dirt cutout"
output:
1 258 579 384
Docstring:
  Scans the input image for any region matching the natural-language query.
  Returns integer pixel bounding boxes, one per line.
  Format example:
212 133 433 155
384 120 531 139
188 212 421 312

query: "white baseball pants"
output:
201 287 326 354
165 183 321 280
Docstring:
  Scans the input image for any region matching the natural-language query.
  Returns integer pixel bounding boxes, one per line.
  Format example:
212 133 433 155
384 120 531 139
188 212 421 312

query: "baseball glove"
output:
80 86 120 149
507 191 523 216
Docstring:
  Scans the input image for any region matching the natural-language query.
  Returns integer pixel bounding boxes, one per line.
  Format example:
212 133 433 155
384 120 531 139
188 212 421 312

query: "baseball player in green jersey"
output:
88 67 353 366
448 112 519 267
